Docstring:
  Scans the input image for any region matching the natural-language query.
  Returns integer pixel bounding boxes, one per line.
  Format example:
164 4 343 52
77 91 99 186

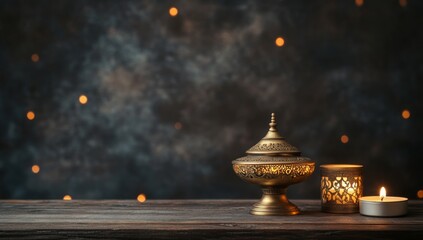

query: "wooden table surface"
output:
0 199 422 239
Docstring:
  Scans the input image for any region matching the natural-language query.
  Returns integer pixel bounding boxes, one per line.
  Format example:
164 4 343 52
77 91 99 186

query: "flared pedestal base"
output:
250 187 300 216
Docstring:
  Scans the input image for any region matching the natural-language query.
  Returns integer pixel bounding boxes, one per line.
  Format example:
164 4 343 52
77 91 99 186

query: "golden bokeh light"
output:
340 134 349 144
63 195 72 201
355 0 364 7
26 111 35 120
137 194 147 203
275 37 285 47
79 94 88 104
417 190 423 199
402 109 410 119
31 54 39 62
174 122 182 130
31 165 40 174
399 0 407 7
169 7 178 17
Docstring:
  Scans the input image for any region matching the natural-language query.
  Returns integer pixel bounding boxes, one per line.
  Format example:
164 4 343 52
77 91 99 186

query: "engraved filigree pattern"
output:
233 164 315 179
233 155 311 163
321 175 362 205
248 143 299 152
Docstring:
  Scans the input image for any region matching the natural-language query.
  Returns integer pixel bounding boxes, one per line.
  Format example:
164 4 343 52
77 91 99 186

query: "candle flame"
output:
380 187 386 201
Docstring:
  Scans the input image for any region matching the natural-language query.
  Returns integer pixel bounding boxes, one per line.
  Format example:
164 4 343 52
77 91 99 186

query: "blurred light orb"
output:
341 134 349 144
174 122 183 130
399 0 407 7
169 7 178 17
275 37 285 47
79 94 88 105
31 165 40 174
355 0 364 7
63 195 72 201
31 54 39 62
418 190 423 199
402 109 410 119
26 111 35 120
137 194 147 203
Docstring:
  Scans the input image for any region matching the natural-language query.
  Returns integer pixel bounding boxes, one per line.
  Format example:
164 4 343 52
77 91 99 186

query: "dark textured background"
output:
0 0 422 200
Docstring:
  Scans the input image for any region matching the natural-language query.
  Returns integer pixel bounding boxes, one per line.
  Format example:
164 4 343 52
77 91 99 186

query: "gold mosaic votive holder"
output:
320 164 363 213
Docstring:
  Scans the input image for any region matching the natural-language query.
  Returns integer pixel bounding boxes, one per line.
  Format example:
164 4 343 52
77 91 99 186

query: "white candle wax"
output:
359 196 408 217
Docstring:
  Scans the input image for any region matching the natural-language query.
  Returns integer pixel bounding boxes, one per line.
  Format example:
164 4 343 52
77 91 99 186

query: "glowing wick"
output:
380 187 386 201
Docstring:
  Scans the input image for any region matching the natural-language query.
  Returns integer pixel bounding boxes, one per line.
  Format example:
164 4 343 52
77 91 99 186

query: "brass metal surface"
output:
320 164 363 213
232 113 315 216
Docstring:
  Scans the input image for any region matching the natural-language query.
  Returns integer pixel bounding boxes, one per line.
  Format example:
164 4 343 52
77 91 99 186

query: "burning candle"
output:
359 187 408 217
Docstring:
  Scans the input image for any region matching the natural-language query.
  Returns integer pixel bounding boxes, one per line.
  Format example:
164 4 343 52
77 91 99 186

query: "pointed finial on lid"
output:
269 113 277 132
245 112 300 155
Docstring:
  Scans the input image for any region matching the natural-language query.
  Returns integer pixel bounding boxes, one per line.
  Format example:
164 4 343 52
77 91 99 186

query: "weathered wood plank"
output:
0 200 422 239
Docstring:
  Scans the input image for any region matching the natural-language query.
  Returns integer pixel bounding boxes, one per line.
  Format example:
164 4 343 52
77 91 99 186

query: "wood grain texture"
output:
0 200 422 239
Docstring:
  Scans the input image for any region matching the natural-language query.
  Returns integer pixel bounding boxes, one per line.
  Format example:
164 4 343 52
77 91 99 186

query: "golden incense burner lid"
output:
245 113 300 156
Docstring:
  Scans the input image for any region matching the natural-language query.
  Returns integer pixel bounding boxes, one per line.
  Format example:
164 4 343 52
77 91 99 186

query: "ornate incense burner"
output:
232 113 315 216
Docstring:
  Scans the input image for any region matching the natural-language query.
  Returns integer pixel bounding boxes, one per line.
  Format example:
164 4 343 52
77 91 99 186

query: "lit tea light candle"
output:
359 187 408 217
